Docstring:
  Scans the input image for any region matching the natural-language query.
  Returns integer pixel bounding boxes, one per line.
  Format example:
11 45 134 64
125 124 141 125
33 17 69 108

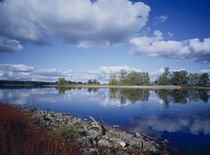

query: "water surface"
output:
0 87 210 151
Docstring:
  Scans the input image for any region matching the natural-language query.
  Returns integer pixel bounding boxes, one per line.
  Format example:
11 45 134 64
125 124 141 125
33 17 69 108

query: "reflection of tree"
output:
155 89 209 106
171 90 188 104
198 90 208 102
56 87 68 94
109 88 117 98
155 90 172 107
87 88 99 92
118 89 150 104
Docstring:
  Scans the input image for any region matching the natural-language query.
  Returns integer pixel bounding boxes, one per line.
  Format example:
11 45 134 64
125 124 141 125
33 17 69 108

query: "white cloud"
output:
130 30 210 63
200 69 210 74
0 64 72 82
158 15 168 22
0 36 23 52
167 32 174 37
0 0 150 52
82 66 141 83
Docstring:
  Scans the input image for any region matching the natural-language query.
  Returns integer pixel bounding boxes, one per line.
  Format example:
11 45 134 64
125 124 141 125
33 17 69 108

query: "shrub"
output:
54 124 79 142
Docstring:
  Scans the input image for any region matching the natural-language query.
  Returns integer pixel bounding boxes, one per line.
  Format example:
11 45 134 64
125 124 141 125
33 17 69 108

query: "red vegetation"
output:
0 103 81 155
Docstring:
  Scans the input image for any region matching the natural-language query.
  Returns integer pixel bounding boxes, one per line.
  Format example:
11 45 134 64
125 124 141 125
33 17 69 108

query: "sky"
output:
0 0 210 83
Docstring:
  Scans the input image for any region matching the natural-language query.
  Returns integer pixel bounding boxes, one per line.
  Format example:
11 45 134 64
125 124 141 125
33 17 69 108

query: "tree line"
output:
109 67 209 86
109 69 150 85
56 77 100 86
154 67 209 86
0 80 54 88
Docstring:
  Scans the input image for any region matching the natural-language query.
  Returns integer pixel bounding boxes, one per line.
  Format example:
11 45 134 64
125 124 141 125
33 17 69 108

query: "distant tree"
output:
119 69 128 85
171 70 188 85
198 73 209 86
109 73 117 85
127 71 143 85
92 79 100 85
57 77 67 85
87 80 93 84
188 73 200 85
142 72 150 85
157 67 171 85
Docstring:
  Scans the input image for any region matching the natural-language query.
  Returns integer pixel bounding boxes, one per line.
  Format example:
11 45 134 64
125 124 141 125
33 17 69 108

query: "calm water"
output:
0 87 210 151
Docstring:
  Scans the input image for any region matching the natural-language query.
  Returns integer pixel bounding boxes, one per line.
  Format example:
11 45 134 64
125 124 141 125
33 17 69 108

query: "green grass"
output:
54 124 79 141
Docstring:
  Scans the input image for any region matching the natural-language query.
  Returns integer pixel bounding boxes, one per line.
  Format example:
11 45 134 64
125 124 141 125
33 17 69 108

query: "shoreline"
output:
22 107 171 154
47 84 210 90
1 84 209 90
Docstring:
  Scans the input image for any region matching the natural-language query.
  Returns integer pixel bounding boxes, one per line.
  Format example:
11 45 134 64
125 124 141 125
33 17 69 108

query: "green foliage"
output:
171 70 189 85
198 73 209 86
109 73 117 85
142 72 150 85
87 79 100 85
157 67 171 85
155 67 209 86
127 71 143 85
119 69 128 85
54 124 79 141
57 77 68 85
189 73 200 85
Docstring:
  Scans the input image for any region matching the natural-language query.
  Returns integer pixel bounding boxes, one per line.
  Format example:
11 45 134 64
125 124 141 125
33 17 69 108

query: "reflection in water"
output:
109 88 150 104
155 89 209 107
87 88 99 92
0 88 72 105
130 112 210 136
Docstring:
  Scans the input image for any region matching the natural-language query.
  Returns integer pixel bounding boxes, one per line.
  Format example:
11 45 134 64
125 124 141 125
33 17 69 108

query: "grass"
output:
0 103 81 155
54 124 79 142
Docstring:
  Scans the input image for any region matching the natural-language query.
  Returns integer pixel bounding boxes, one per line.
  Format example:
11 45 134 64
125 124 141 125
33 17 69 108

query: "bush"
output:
54 124 79 141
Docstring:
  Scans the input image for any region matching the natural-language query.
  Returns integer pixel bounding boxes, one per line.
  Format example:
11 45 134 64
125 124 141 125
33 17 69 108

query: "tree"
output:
171 70 188 85
87 80 92 84
109 73 117 85
142 72 150 85
188 73 200 85
119 69 128 85
157 67 171 85
127 71 143 85
57 77 67 85
198 73 209 86
92 79 100 85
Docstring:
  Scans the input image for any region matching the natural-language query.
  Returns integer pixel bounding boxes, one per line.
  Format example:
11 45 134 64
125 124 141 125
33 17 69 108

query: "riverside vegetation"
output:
55 67 209 88
0 103 174 154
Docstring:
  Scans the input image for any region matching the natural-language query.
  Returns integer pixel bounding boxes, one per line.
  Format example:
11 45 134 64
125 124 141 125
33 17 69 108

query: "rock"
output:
162 139 169 144
120 141 126 147
86 129 100 138
113 125 120 128
135 132 143 138
110 137 127 148
98 139 113 147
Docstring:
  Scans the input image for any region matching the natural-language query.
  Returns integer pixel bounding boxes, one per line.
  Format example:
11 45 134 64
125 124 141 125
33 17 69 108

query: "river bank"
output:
21 107 171 154
47 84 210 90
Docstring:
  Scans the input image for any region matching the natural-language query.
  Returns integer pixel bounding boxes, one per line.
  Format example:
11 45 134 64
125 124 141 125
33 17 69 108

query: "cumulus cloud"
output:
0 0 150 52
130 30 210 63
82 66 141 83
0 64 72 82
0 36 23 52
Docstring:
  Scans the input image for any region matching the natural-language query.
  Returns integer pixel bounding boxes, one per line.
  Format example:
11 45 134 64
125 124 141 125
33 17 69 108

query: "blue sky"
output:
0 0 209 83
